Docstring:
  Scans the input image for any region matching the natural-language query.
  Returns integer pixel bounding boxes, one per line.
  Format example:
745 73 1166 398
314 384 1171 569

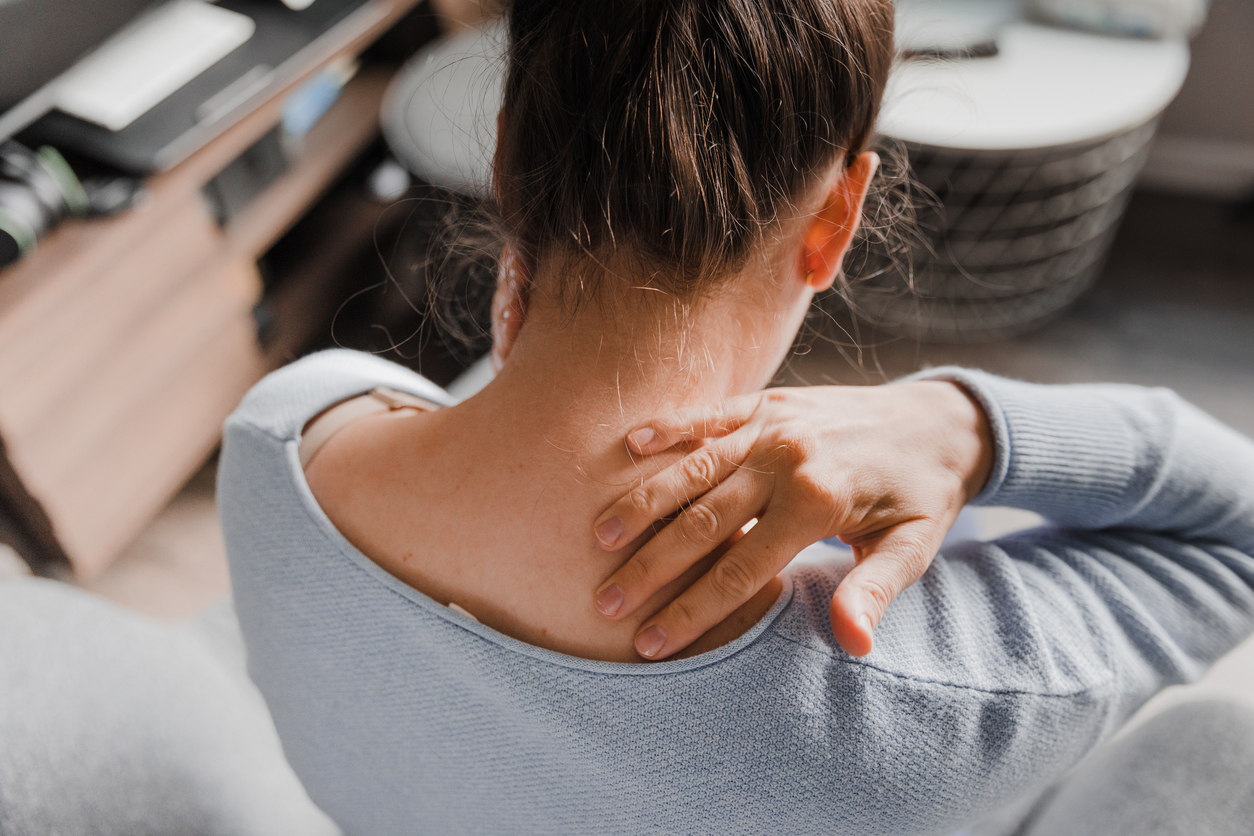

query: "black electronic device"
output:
23 0 372 174
0 0 160 114
0 139 146 267
0 141 86 267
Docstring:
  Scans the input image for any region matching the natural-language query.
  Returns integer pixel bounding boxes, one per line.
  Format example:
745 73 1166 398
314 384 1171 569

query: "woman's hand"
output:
592 380 994 660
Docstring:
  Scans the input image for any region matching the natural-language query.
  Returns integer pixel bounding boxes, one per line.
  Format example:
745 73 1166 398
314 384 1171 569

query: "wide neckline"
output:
282 384 796 676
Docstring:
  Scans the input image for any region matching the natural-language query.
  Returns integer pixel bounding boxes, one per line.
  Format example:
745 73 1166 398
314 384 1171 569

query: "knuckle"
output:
666 596 700 632
682 448 721 487
858 576 896 615
620 550 658 587
789 469 831 510
898 538 936 577
787 434 819 463
627 484 656 517
710 556 758 602
679 502 721 543
624 566 667 600
767 435 813 472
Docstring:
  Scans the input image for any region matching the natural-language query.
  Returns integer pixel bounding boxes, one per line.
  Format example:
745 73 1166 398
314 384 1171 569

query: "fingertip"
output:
594 516 624 549
594 583 625 618
635 623 668 659
626 426 658 454
829 595 875 657
833 619 874 657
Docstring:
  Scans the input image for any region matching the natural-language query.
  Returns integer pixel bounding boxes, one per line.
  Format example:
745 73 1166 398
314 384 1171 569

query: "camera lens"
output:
0 181 44 266
0 141 86 268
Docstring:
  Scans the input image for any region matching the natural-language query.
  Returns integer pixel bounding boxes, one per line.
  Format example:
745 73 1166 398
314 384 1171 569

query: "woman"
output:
219 1 1254 833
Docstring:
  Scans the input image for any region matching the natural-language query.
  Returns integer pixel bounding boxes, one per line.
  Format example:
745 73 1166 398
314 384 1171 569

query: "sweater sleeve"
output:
908 367 1254 691
772 370 1254 834
924 368 1254 553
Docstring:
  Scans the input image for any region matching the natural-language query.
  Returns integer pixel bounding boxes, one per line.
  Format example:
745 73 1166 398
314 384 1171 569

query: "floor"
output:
75 461 230 620
70 188 1254 722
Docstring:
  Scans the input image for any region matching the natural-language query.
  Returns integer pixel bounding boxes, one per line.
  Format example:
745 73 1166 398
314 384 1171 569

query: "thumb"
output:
829 523 941 657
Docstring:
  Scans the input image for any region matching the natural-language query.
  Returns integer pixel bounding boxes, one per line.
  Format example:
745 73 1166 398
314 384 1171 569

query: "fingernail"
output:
636 624 667 658
627 427 655 450
595 516 624 548
858 612 875 636
594 584 625 617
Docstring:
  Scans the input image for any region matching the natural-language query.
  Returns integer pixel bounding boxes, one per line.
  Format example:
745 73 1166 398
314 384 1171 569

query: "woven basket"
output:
835 119 1158 342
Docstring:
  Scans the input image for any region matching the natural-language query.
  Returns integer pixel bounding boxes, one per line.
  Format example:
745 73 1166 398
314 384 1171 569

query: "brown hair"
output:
496 0 895 296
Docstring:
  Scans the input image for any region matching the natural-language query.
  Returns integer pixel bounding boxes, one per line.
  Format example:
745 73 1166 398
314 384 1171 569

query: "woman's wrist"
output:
910 379 995 506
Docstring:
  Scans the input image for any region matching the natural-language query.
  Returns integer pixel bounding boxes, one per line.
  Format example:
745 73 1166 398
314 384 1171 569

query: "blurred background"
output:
0 0 1249 722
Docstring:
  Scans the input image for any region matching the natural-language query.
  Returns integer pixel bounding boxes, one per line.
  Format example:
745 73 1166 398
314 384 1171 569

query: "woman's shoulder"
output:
226 350 455 442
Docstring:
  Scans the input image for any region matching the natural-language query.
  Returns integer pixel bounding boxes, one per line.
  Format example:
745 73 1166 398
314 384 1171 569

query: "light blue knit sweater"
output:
220 350 1254 836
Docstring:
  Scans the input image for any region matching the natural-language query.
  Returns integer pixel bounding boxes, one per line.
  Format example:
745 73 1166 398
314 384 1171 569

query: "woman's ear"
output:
798 151 880 291
490 245 532 371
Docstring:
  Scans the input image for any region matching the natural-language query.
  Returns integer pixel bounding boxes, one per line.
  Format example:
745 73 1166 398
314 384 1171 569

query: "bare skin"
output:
305 153 899 663
303 398 781 662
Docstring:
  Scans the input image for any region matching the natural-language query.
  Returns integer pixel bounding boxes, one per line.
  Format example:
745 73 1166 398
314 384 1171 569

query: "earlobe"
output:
800 151 880 291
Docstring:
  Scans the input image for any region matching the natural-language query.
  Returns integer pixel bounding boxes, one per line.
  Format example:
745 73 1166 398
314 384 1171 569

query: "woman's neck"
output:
481 269 804 436
306 266 800 662
434 359 784 661
421 275 800 657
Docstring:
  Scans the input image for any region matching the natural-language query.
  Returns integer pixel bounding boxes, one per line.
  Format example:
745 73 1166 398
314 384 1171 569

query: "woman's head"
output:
495 0 894 298
484 0 894 394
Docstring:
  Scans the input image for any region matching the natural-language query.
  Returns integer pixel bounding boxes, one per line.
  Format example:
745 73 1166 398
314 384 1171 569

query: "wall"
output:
1140 0 1254 199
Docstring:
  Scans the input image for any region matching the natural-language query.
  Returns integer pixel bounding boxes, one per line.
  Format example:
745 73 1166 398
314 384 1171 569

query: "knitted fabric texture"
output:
220 351 1254 836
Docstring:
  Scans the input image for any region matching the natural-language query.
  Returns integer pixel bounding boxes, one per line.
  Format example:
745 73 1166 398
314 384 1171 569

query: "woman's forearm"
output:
918 368 1254 555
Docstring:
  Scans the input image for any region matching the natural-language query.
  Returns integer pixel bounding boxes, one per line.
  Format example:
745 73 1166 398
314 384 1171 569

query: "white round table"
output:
885 3 1189 151
847 2 1190 341
381 21 505 197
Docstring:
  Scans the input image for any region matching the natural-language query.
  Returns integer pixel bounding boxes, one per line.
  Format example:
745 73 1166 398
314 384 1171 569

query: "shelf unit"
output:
0 0 423 576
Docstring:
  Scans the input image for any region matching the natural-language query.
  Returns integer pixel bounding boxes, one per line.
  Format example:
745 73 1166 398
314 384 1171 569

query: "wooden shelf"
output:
0 0 422 576
226 67 393 259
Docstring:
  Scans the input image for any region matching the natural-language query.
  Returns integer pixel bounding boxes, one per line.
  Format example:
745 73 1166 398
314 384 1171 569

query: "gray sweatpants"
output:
0 578 339 836
1021 699 1254 836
